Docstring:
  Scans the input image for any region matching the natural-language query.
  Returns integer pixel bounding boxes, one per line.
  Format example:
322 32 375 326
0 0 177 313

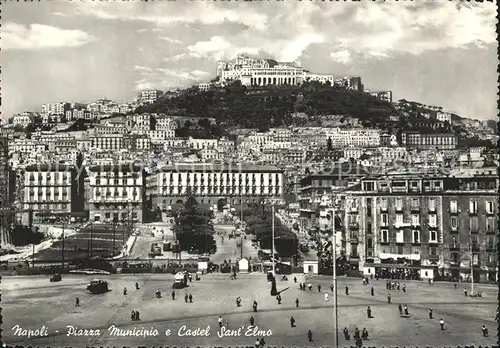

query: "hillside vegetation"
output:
136 81 397 129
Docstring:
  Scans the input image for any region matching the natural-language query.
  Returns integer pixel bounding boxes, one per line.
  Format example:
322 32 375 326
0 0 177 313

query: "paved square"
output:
2 274 497 347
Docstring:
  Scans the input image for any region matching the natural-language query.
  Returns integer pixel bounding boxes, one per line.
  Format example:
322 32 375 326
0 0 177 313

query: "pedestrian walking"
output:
135 311 140 320
330 284 334 292
345 285 349 295
404 305 409 316
295 298 299 307
255 339 260 348
387 293 391 304
253 300 258 312
370 286 374 296
398 304 403 315
259 338 265 347
317 284 321 292
439 318 445 330
343 327 350 340
397 282 400 291
354 327 360 340
189 293 193 303
361 328 369 340
428 279 431 286
355 336 362 348
218 316 223 328
276 295 282 305
324 293 329 302
131 310 136 321
464 288 468 297
428 308 433 319
402 284 406 293
308 283 313 291
290 316 296 327
75 297 80 307
307 330 313 342
250 316 255 326
294 276 297 283
481 325 489 337
367 306 372 318
189 274 192 282
171 291 175 300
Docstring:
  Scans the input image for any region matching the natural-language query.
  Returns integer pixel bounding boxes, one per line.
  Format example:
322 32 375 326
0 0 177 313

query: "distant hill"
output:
135 81 398 129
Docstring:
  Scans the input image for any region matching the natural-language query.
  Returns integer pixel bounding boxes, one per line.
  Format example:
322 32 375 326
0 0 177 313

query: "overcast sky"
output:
2 2 497 120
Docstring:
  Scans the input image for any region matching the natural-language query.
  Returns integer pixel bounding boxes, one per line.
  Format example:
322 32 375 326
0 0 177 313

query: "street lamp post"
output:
61 220 65 269
271 204 275 276
331 200 338 348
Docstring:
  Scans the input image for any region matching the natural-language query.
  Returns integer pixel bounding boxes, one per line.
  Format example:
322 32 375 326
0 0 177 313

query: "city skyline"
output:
3 2 497 121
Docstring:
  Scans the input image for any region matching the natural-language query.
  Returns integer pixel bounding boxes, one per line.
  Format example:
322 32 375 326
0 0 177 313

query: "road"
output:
2 274 496 347
211 224 258 264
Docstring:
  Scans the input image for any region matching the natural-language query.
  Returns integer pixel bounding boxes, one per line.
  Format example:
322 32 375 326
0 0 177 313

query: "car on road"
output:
87 279 109 294
50 273 62 282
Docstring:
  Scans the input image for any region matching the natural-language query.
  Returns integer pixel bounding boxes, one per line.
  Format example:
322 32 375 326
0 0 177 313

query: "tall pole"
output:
32 242 35 268
331 201 338 348
113 220 116 255
90 221 93 258
61 221 65 269
240 193 244 260
470 235 474 296
272 204 275 276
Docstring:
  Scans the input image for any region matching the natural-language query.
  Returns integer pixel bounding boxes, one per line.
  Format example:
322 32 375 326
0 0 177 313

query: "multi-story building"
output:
198 83 211 91
155 116 177 132
303 71 334 85
42 102 71 116
94 124 128 136
368 91 393 103
147 163 284 211
326 128 381 148
88 164 145 222
401 132 457 150
137 90 164 105
22 164 80 221
436 111 452 124
91 134 125 151
132 114 154 131
0 137 14 247
341 171 498 281
12 113 34 127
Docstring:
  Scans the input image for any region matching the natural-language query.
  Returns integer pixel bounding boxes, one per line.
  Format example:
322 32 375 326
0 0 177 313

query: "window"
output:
411 198 419 209
428 198 436 212
429 231 437 242
429 214 437 227
396 214 403 225
486 217 495 232
486 201 494 214
450 200 457 213
381 214 388 226
470 216 478 232
472 253 479 265
451 236 458 247
367 223 372 234
382 230 388 243
450 216 458 230
395 198 403 210
429 246 437 256
411 214 420 226
389 230 396 242
488 253 494 265
487 236 495 249
451 252 459 263
381 198 388 210
413 230 420 243
469 200 477 214
367 238 373 249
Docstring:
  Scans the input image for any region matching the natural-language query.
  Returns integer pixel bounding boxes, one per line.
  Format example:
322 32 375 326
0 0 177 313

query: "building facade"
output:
342 172 498 281
401 132 457 150
146 163 284 211
88 164 145 222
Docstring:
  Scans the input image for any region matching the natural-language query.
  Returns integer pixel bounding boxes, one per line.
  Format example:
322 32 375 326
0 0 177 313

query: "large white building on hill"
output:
216 54 363 91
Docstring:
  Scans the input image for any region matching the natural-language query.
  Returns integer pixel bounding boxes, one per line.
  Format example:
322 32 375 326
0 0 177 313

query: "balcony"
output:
349 235 359 243
394 222 412 229
395 206 403 213
469 209 478 216
471 243 480 252
410 206 420 213
428 254 439 261
391 187 408 193
348 222 359 229
449 244 459 250
380 252 420 261
349 254 359 260
380 205 388 212
486 243 495 251
450 260 460 267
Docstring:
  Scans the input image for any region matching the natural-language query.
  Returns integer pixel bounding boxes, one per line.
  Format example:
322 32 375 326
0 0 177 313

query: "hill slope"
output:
136 81 397 129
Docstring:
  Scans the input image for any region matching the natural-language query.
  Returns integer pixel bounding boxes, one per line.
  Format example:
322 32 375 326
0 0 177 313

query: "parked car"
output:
50 274 62 282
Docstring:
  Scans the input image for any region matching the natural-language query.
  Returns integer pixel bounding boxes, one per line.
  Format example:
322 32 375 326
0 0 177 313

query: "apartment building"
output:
91 134 125 151
132 114 155 131
401 132 457 150
88 164 145 222
137 90 163 105
155 116 178 132
342 171 498 281
22 164 81 221
42 102 71 116
12 113 33 127
146 163 284 211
